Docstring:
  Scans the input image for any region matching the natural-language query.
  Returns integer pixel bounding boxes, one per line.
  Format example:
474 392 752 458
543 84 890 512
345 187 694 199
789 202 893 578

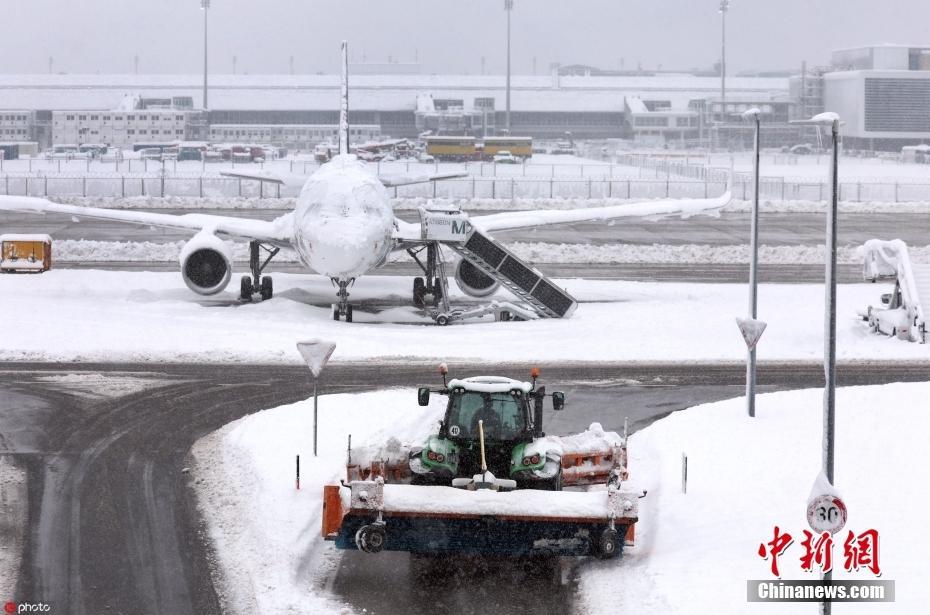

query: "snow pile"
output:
382 483 615 518
34 373 177 399
2 271 930 363
36 194 930 214
190 388 445 615
577 383 930 615
0 457 27 602
51 239 930 265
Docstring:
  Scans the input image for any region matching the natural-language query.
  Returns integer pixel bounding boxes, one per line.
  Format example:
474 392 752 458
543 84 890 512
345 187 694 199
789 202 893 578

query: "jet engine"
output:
179 231 233 295
454 259 499 298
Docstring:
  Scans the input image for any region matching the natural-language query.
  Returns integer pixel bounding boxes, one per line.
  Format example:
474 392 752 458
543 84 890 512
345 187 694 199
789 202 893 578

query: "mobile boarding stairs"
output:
398 205 578 325
862 239 929 343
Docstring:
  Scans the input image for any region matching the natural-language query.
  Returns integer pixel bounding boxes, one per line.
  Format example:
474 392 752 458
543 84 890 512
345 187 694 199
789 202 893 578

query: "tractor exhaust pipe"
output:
478 419 488 473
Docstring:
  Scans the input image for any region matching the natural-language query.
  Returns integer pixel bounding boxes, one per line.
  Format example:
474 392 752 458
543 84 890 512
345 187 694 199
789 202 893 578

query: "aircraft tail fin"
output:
339 40 350 156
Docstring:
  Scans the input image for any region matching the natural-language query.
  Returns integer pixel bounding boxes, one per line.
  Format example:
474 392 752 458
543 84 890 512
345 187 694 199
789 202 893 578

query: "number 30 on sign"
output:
807 494 848 534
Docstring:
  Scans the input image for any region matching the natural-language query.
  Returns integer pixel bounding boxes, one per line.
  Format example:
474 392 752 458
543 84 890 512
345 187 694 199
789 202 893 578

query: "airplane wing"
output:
220 170 307 190
222 168 468 189
468 188 731 233
378 171 468 188
0 195 294 246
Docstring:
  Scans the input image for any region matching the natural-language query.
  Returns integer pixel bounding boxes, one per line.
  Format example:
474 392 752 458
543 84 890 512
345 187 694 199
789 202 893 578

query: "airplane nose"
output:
302 217 387 279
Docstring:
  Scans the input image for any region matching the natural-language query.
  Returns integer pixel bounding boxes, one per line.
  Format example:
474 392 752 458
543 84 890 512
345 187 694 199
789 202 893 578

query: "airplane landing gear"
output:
332 278 355 322
240 240 279 302
407 242 449 312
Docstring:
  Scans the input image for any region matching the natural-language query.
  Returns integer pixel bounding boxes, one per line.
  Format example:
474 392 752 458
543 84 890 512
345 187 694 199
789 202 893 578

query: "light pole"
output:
504 0 513 133
792 112 841 615
201 0 210 110
719 1 729 110
717 0 730 149
739 108 764 418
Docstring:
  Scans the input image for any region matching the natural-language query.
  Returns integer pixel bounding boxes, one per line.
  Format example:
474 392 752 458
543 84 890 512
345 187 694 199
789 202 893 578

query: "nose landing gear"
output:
332 278 356 322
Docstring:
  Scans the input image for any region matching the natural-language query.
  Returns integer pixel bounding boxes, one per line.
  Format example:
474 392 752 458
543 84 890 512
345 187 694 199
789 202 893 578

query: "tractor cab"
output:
412 367 566 489
441 379 533 444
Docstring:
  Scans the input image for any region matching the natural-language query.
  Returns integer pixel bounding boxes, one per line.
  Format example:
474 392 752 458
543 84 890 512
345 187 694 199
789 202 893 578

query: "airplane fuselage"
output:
292 154 395 280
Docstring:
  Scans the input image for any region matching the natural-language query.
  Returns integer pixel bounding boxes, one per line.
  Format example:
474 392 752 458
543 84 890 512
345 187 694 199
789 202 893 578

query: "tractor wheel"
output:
260 276 273 300
413 277 426 306
240 275 253 301
596 527 620 559
364 525 386 553
436 314 450 326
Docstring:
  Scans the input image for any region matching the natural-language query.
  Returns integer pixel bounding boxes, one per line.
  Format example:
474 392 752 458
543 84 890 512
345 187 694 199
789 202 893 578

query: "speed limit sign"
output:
807 494 847 534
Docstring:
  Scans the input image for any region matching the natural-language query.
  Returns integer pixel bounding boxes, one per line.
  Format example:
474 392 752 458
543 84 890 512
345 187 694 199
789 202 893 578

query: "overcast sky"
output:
1 0 923 75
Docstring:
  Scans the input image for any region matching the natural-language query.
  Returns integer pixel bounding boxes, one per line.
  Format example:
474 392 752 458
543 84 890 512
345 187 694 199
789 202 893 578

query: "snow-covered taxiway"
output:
0 269 927 363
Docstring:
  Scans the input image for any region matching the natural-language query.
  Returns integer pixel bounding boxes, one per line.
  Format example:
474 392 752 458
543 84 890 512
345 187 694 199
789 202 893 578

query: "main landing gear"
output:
407 242 450 312
332 278 356 322
240 240 279 302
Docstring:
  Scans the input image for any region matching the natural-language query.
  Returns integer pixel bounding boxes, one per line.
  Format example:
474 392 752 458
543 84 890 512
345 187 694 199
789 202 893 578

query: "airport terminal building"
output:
0 72 788 151
1 47 930 152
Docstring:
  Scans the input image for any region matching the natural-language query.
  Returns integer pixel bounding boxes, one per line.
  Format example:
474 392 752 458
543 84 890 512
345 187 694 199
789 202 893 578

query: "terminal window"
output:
865 78 930 132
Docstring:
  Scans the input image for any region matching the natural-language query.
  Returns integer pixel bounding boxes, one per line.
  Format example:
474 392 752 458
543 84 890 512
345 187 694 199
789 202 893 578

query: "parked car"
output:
417 152 435 163
492 150 519 164
789 143 815 155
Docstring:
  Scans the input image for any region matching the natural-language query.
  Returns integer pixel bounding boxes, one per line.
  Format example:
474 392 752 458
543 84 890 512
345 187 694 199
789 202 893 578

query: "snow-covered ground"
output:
655 152 930 182
0 270 926 364
580 382 928 614
191 382 928 614
190 388 446 614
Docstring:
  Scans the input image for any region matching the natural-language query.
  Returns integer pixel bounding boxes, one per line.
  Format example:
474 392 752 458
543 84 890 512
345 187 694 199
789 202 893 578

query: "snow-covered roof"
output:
448 377 533 394
0 73 789 112
1 233 52 243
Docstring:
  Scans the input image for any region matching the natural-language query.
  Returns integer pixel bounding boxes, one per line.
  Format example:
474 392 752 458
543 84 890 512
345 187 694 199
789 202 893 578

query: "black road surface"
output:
2 361 928 615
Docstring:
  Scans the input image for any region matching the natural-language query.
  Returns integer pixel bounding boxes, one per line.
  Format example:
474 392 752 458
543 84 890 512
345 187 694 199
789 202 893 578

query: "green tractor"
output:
410 368 566 491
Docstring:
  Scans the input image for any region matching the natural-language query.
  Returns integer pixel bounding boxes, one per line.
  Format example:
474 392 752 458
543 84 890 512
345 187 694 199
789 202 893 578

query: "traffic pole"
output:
792 112 843 615
747 109 761 417
313 380 319 457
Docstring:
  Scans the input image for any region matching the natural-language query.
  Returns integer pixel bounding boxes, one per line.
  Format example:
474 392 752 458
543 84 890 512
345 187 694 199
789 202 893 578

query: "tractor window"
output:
447 391 525 441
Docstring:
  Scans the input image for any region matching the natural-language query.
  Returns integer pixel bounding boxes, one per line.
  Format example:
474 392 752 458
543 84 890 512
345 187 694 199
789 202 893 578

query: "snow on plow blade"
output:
322 480 640 557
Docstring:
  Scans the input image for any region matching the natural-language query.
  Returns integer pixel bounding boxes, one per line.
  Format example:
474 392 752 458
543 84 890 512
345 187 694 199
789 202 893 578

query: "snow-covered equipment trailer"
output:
322 368 642 559
0 234 52 273
861 239 928 343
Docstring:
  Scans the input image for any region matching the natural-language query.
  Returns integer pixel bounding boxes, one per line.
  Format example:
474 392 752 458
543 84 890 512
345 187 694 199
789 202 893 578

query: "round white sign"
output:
806 494 847 534
449 425 461 437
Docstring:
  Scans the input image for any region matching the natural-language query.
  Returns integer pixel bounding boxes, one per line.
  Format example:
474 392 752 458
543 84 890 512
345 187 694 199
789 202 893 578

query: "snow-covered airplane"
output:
0 42 731 323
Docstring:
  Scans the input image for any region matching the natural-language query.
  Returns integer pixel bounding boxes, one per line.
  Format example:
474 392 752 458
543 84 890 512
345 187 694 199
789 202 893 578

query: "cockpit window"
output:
447 390 525 441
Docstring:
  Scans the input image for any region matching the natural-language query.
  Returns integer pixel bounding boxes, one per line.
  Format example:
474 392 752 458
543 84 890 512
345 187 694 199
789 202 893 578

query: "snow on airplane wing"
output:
378 171 469 188
467 189 731 233
221 168 468 189
0 195 294 246
220 170 306 189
